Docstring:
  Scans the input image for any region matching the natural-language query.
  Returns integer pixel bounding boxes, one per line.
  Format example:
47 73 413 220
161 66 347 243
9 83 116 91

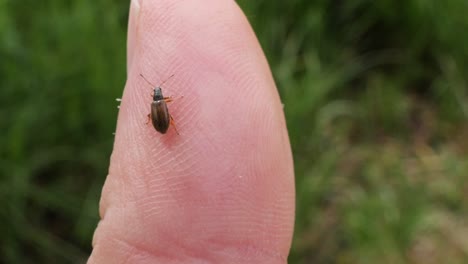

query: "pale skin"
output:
88 0 295 263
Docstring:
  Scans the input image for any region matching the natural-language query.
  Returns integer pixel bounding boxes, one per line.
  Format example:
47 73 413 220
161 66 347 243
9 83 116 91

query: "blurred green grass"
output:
1 0 468 263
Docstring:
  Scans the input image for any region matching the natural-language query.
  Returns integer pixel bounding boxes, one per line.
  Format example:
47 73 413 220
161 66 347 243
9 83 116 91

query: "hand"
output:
88 0 295 263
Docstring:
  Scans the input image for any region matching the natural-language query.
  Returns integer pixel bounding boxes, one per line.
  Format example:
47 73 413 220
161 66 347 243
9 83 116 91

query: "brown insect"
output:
140 74 179 135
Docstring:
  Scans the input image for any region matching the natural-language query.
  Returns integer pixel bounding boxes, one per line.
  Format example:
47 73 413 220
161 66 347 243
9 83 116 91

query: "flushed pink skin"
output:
88 0 295 263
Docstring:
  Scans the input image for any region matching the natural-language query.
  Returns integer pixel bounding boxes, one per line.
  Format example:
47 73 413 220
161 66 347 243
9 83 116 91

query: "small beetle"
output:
140 74 179 135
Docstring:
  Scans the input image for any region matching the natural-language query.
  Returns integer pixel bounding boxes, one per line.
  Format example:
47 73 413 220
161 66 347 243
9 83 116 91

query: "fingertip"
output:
92 0 295 262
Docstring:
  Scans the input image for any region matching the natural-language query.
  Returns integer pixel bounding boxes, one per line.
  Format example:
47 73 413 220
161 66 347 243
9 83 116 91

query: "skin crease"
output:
88 0 295 263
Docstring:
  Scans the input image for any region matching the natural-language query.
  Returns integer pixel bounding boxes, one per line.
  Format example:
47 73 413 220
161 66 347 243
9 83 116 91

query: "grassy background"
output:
1 0 468 263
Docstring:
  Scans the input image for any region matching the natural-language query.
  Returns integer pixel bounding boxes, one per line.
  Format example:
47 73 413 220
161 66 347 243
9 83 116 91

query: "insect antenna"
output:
159 74 175 87
139 74 156 88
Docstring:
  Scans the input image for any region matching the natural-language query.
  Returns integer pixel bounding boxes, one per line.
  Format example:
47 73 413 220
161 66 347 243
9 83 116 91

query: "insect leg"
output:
169 115 180 135
145 113 151 125
164 95 184 103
